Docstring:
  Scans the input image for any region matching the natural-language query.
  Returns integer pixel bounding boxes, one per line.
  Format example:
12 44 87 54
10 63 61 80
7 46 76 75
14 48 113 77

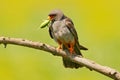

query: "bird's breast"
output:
52 21 74 43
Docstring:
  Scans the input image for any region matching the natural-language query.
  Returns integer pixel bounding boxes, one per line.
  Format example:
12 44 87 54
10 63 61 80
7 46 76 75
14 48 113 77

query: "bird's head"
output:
39 9 65 28
48 9 65 21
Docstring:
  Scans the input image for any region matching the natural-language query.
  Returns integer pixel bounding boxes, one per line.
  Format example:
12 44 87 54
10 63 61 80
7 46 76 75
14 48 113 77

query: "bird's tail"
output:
62 44 84 69
76 41 88 50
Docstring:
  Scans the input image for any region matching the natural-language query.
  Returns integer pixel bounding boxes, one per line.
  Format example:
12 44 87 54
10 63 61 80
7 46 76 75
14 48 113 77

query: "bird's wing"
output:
64 18 78 40
48 22 53 39
64 18 88 50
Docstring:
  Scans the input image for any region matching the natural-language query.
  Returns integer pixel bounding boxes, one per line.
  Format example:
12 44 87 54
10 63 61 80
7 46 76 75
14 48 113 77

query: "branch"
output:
0 36 120 80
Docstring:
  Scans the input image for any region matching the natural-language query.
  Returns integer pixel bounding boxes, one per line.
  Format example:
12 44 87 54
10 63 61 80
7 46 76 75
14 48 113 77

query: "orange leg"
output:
64 40 75 54
68 43 74 54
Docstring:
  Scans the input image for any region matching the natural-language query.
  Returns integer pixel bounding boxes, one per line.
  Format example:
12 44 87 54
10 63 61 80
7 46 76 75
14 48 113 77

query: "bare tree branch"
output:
0 36 120 80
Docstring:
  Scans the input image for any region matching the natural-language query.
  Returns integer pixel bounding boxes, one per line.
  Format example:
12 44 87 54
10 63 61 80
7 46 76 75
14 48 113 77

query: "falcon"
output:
46 10 87 68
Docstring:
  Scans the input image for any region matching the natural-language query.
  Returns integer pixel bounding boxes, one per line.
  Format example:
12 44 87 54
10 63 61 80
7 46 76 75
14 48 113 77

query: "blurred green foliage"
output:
0 0 120 80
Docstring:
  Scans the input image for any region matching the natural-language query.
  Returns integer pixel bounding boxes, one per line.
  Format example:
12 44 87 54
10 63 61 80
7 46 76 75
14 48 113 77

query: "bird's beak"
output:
47 16 54 20
47 16 51 20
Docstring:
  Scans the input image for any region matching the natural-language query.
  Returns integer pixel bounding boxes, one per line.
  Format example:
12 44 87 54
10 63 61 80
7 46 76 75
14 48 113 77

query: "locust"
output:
40 19 50 28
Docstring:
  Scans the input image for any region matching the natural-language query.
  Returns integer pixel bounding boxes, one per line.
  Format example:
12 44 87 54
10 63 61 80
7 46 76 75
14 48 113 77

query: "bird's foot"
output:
57 45 62 51
69 47 74 54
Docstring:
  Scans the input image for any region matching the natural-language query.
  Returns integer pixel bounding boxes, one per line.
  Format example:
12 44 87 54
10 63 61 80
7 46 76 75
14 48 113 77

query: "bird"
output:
47 9 88 68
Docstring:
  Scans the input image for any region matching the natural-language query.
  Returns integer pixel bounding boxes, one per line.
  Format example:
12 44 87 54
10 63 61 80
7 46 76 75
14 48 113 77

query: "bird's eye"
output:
48 14 56 20
49 14 56 17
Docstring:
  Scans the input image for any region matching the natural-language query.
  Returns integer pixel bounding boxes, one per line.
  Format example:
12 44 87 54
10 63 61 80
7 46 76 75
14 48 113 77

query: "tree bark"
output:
0 36 120 80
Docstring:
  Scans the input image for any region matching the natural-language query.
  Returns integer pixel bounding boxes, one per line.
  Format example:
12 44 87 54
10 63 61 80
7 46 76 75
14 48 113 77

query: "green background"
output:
0 0 120 80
